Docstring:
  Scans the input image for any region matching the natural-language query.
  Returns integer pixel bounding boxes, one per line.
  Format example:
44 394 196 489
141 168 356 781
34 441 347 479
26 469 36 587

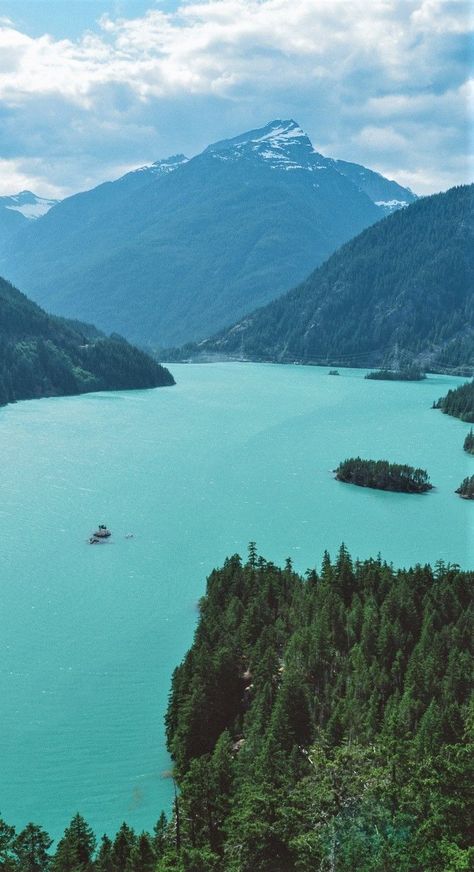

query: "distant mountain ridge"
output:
0 120 415 348
183 185 473 371
331 159 414 213
0 190 59 244
206 120 414 215
0 275 174 408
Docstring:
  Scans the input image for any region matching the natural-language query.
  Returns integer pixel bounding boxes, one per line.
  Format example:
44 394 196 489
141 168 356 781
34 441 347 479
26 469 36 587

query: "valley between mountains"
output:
0 119 417 350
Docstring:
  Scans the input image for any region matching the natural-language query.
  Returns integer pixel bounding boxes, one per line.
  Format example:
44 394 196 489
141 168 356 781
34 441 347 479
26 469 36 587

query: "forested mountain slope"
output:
0 276 174 407
0 120 414 348
192 185 473 370
160 546 473 871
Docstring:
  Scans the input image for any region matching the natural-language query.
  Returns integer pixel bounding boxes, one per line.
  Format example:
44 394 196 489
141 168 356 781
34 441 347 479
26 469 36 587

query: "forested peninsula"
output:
335 458 432 493
455 476 474 499
464 429 474 454
0 547 471 871
0 276 174 407
434 379 474 423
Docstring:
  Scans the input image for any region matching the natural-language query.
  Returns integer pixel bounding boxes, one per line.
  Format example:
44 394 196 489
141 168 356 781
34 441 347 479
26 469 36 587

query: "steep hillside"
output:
0 120 415 348
0 276 174 407
192 185 473 371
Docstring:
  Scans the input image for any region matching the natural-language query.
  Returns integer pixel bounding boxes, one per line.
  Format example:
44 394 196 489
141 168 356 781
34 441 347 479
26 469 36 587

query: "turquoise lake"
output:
1 362 472 842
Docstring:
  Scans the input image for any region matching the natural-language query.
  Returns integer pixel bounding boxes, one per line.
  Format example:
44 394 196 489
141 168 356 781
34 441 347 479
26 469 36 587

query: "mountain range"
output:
0 120 415 348
183 185 473 371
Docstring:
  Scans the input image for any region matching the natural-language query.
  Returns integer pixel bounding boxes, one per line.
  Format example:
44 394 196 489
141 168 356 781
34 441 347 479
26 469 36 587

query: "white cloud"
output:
411 0 472 34
0 158 64 197
0 0 471 194
0 1 470 103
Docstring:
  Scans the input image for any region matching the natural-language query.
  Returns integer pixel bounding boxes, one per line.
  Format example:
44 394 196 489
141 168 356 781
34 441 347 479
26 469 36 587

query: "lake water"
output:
0 363 472 842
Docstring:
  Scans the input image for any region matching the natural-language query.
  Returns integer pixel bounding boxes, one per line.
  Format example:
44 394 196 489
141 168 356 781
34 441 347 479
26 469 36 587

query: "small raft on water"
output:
89 524 111 544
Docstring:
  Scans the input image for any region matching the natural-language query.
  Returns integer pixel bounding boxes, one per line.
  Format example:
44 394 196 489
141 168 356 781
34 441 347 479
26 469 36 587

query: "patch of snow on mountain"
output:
151 155 189 174
375 199 408 208
375 199 410 214
260 150 291 162
131 155 189 177
252 124 307 143
5 195 57 219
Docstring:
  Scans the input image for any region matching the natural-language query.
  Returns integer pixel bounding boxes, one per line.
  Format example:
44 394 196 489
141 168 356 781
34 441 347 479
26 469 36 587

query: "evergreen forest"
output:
335 458 432 493
434 379 474 423
0 276 174 408
0 547 472 871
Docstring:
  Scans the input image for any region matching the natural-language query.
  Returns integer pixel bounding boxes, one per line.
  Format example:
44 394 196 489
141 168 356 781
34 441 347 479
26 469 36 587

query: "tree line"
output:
0 812 168 871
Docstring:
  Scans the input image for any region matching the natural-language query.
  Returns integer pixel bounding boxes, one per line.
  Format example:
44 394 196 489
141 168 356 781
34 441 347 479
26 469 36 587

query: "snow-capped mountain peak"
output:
204 121 417 212
249 119 307 144
206 119 331 173
0 118 418 349
1 190 59 220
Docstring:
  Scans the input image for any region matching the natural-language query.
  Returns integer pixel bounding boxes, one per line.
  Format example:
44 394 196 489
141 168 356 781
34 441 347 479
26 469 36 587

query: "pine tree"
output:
247 542 257 568
111 823 136 872
13 823 52 872
51 814 95 872
152 813 168 861
95 835 114 872
125 833 155 872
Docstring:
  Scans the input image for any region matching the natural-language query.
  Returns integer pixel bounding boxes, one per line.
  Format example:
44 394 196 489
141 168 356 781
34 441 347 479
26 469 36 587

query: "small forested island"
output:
0 276 174 407
455 475 474 499
0 546 471 871
365 366 425 381
434 378 474 422
335 457 432 492
464 429 474 454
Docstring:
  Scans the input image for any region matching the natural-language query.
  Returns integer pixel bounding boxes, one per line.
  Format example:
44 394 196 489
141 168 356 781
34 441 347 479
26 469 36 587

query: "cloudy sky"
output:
0 0 471 197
